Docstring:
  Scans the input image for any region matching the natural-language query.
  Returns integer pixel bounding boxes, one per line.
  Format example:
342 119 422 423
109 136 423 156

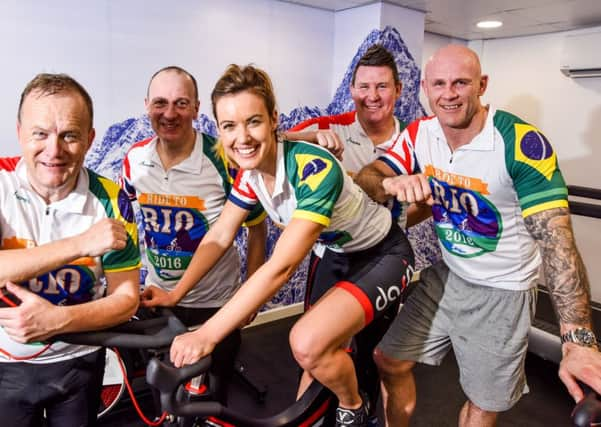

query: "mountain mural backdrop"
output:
85 26 441 309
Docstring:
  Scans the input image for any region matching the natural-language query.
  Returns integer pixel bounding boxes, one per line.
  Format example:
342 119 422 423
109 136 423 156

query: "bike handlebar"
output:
146 356 220 418
146 356 333 427
572 382 601 427
54 310 188 349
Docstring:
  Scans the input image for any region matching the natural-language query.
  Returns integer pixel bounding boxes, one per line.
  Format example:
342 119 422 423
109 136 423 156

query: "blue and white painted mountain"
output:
280 26 426 130
85 26 441 309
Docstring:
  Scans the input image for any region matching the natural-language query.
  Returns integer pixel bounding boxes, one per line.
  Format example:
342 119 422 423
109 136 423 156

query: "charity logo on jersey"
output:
25 265 97 305
427 167 502 258
295 154 333 191
2 236 35 249
514 123 557 180
139 194 209 281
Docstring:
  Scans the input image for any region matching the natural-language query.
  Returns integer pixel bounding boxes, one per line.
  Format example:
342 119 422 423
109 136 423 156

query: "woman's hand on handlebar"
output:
140 285 178 308
170 326 216 368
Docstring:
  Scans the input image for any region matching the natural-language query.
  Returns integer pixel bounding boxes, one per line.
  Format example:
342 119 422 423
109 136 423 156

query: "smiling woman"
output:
216 90 278 176
159 63 415 427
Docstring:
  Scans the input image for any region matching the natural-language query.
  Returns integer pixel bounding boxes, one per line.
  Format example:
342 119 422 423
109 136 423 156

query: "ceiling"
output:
279 0 601 40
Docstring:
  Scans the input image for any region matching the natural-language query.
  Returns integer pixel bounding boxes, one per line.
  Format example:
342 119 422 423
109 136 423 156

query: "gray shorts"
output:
378 262 537 412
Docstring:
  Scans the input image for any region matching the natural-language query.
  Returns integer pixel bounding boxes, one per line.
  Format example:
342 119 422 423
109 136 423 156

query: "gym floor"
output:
100 314 574 426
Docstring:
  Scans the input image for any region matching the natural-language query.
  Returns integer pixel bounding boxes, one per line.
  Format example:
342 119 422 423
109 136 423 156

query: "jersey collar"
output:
247 142 286 198
149 132 205 175
353 114 401 146
431 106 496 152
271 142 287 198
15 158 89 213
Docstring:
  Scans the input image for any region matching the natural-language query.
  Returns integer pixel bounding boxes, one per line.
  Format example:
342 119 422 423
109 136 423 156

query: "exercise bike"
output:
61 309 268 427
148 355 601 427
56 310 188 425
147 352 336 427
571 382 601 427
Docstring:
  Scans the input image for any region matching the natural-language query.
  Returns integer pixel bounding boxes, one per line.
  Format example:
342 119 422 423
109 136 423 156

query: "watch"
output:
560 327 598 348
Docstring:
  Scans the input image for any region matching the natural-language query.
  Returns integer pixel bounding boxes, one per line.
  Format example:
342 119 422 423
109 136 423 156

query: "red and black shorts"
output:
305 222 415 326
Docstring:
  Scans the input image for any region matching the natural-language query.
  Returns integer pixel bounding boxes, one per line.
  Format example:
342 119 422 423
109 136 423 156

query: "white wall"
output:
380 2 425 65
423 29 601 301
480 29 601 301
0 0 334 156
332 3 382 91
332 3 425 94
479 30 601 189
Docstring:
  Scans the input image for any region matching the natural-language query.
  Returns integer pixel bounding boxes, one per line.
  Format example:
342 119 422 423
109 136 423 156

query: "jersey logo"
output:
514 123 557 180
318 230 352 248
430 177 502 258
2 236 35 249
138 193 206 210
140 200 210 281
13 190 31 204
346 137 361 146
295 154 332 191
26 265 97 305
424 165 490 194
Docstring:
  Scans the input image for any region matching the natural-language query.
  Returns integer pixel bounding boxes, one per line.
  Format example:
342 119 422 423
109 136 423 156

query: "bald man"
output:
356 44 601 427
120 66 266 405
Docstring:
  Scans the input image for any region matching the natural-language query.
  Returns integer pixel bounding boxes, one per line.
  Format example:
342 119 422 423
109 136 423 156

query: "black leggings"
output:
0 349 105 427
304 222 414 413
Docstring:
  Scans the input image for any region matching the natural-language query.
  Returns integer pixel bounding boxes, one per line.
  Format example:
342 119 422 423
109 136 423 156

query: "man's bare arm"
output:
524 207 601 401
0 219 128 286
355 160 396 203
355 160 433 207
0 269 139 343
406 202 433 228
524 207 591 330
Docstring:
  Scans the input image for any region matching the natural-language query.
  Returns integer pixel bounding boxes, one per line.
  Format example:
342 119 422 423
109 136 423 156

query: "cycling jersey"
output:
229 140 391 254
379 108 568 290
290 111 410 228
0 159 140 362
121 132 264 307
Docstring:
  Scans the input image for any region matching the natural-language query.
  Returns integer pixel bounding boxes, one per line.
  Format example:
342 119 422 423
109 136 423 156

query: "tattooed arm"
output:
525 207 601 401
525 207 592 328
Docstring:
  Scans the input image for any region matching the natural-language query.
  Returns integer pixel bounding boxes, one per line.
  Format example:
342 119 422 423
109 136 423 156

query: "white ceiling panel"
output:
278 0 601 40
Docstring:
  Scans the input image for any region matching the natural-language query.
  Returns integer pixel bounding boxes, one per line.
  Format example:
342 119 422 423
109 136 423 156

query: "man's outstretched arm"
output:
356 160 433 205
